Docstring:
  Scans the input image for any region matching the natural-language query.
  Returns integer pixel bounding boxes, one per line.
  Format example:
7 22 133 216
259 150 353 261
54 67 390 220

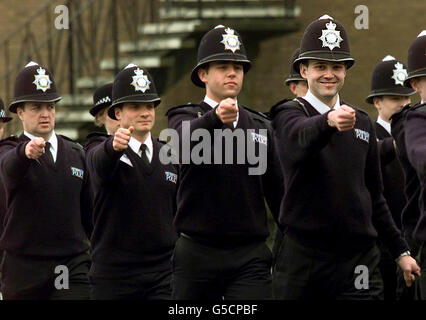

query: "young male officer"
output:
166 25 284 300
86 64 178 300
271 15 419 300
0 62 91 300
366 55 415 300
403 30 426 300
285 47 309 98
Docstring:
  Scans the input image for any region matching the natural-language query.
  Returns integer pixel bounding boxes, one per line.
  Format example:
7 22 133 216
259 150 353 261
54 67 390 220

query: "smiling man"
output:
271 15 419 300
166 25 283 300
0 62 91 300
86 64 178 300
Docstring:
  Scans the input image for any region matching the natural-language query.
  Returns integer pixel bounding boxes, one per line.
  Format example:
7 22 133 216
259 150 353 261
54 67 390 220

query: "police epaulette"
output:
412 102 426 112
60 135 83 150
269 98 292 111
86 131 109 140
0 135 19 145
165 103 200 116
243 106 271 123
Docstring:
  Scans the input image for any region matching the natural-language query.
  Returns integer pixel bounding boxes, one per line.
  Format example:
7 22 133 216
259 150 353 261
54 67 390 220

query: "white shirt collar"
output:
24 130 58 162
203 95 239 128
302 90 341 115
128 132 153 163
376 116 391 135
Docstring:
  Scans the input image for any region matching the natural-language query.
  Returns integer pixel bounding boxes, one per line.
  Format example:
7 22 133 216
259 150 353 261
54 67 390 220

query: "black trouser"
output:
89 268 172 300
271 226 284 267
0 251 90 300
171 235 273 300
272 234 384 300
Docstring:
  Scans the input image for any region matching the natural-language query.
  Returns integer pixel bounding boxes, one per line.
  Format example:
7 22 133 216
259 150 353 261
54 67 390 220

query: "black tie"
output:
44 142 54 165
140 144 150 166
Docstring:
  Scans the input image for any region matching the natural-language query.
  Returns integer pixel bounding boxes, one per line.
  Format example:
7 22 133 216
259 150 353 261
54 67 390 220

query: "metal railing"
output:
0 0 156 106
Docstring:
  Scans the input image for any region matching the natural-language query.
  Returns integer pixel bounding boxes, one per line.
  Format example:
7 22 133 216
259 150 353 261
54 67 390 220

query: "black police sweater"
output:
271 98 408 259
375 123 405 230
166 102 284 245
391 104 422 237
86 136 178 277
404 103 426 241
0 134 90 257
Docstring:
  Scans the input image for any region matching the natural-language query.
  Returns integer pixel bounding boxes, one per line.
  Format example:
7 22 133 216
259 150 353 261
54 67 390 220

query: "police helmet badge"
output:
319 17 343 51
392 62 408 86
220 27 241 53
131 68 151 93
33 67 52 92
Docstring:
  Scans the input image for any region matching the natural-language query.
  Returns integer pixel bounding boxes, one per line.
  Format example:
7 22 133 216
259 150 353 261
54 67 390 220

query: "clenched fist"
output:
215 98 238 125
25 137 46 160
397 255 421 287
327 105 356 131
113 126 133 151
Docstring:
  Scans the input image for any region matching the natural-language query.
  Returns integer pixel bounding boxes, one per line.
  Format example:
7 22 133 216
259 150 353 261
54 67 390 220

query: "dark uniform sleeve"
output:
167 105 223 133
405 108 426 176
365 117 409 259
262 122 284 224
377 137 396 166
79 151 94 239
271 102 336 165
86 136 124 185
0 140 32 190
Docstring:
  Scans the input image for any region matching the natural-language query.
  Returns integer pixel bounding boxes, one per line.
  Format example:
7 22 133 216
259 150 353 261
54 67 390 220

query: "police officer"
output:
403 30 426 299
86 63 178 300
271 15 419 300
390 31 426 300
0 98 12 140
0 61 91 300
90 83 120 136
0 98 13 298
285 47 309 98
166 25 284 300
85 83 120 168
366 55 415 300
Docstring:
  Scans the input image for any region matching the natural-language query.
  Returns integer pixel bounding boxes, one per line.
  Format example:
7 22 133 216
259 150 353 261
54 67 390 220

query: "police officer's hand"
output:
216 98 238 124
327 105 356 131
397 255 421 287
25 137 46 160
113 126 133 151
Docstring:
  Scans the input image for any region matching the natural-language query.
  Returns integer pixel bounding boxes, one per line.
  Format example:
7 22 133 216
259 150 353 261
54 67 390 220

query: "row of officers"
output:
0 15 425 300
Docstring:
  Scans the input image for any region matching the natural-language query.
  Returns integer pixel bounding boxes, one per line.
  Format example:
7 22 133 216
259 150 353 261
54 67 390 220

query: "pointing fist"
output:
113 126 133 151
25 137 46 160
215 98 238 124
327 104 356 131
